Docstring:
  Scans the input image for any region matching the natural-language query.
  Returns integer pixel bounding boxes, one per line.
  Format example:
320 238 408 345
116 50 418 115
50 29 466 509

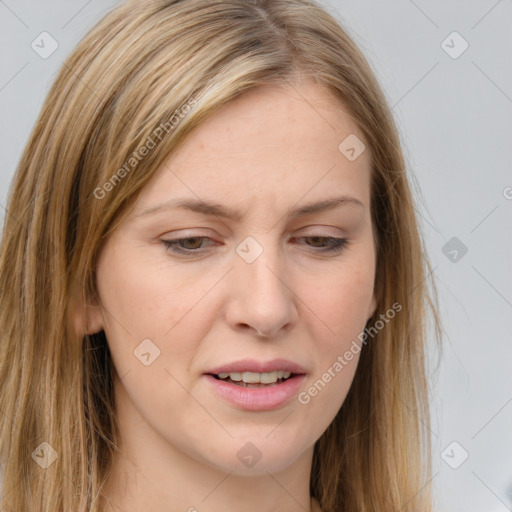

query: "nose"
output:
224 244 299 339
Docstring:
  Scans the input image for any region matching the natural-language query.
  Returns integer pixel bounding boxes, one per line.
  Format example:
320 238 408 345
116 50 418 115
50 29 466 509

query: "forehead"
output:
133 80 372 216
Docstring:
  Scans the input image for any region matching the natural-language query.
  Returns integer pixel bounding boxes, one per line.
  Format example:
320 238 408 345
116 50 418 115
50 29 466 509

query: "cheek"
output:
298 263 373 412
299 349 360 443
95 247 222 377
96 245 193 334
308 262 375 343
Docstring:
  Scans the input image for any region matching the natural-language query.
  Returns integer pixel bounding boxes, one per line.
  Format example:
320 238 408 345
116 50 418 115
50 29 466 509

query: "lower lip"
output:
204 374 306 411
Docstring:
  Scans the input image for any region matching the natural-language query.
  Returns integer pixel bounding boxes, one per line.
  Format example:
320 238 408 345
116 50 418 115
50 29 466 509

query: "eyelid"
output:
160 226 348 245
162 225 346 238
161 232 350 257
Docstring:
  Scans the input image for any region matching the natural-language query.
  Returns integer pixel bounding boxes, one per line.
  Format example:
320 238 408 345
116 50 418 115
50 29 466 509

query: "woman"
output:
0 0 441 510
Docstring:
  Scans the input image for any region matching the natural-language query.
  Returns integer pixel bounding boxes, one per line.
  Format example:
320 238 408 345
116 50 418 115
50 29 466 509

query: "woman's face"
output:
87 80 377 475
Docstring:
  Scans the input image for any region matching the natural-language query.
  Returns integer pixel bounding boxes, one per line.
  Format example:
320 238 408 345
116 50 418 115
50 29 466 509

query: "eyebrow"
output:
135 195 364 221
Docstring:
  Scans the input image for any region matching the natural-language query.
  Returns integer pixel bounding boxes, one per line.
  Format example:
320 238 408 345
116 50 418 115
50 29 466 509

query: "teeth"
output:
242 372 263 384
217 371 292 384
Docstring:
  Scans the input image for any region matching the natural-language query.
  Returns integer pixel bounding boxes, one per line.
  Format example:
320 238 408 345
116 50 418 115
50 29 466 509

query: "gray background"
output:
1 1 511 510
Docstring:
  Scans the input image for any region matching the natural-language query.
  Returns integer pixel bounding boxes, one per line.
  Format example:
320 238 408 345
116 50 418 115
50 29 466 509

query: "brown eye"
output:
294 236 350 254
162 237 212 254
162 235 350 257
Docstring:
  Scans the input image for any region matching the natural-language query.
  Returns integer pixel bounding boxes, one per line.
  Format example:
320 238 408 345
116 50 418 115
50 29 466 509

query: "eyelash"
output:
162 236 350 256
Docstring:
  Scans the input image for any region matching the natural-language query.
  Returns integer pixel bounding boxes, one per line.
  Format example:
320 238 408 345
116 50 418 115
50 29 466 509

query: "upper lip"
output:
206 358 307 375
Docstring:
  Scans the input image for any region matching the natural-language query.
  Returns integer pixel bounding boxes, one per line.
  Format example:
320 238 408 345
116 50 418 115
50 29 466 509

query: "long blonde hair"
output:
0 0 441 510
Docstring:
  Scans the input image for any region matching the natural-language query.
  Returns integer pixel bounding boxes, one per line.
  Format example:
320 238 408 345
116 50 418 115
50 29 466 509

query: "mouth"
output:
209 370 299 388
203 359 307 411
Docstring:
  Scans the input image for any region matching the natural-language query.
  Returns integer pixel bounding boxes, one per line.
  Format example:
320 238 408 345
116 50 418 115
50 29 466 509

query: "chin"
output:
200 435 311 476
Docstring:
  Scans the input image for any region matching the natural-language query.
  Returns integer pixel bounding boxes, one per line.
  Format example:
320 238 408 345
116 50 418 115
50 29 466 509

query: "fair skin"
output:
80 80 377 512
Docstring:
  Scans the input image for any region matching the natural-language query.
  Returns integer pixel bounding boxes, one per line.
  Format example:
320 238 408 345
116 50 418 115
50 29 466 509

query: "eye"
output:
162 235 350 256
162 237 213 254
293 236 350 254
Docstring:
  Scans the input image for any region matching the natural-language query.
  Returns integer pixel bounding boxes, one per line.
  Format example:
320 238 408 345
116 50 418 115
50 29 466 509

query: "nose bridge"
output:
236 233 286 299
228 233 298 336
